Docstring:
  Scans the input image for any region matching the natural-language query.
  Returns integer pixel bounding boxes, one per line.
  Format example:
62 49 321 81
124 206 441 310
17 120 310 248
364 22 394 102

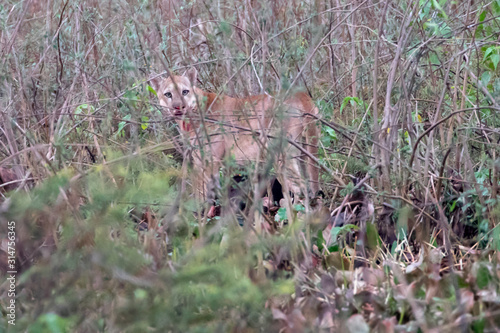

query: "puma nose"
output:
172 104 185 116
172 104 186 113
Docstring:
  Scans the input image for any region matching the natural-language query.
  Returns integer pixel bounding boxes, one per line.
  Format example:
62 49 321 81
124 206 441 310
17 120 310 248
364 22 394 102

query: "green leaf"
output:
29 313 73 333
116 114 132 138
479 10 487 22
476 265 491 289
366 222 381 249
479 219 489 233
431 0 448 19
390 240 398 256
449 200 457 212
75 104 87 114
339 96 362 114
328 245 339 252
483 47 495 61
330 224 359 241
492 225 500 251
429 52 440 65
219 21 231 35
75 104 94 115
275 207 287 222
134 288 148 300
316 229 326 250
293 204 305 212
472 318 485 333
325 126 337 141
141 116 149 130
481 71 491 87
494 0 500 14
491 54 500 70
339 99 348 114
494 78 500 93
147 84 157 96
330 226 342 241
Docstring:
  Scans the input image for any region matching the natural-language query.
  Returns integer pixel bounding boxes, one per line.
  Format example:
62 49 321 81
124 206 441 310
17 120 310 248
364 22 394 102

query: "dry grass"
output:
1 0 500 332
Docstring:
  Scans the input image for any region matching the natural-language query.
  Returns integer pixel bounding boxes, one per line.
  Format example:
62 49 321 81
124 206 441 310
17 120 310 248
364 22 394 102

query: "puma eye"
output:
164 92 172 98
182 89 189 96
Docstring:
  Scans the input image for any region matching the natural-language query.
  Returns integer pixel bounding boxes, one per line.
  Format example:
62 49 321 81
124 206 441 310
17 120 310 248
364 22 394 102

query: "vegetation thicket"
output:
1 0 500 332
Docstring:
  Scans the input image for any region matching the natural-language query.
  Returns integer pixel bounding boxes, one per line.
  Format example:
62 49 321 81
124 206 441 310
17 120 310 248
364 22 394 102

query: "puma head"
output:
150 67 199 117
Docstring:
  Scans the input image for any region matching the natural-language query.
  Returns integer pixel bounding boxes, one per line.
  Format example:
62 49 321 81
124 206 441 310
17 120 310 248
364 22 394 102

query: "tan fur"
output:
150 68 320 203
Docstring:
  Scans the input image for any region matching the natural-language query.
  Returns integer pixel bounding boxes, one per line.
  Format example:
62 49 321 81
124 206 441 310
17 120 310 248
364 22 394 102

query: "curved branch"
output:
408 106 500 168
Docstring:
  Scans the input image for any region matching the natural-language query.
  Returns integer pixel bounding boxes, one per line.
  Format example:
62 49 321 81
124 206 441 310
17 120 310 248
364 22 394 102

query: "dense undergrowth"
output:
1 0 500 332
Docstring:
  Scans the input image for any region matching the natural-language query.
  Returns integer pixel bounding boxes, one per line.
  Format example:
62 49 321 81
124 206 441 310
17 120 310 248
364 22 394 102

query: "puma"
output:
150 68 320 213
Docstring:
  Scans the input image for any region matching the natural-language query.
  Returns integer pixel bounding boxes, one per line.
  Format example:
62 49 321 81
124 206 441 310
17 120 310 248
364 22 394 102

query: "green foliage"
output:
3 158 278 332
115 114 132 138
339 96 364 115
146 84 157 96
483 46 500 71
330 224 359 245
365 222 381 250
28 313 76 333
420 0 451 36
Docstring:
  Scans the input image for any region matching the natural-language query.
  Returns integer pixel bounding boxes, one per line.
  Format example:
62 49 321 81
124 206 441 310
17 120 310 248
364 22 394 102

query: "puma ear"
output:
148 73 162 94
185 67 198 86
